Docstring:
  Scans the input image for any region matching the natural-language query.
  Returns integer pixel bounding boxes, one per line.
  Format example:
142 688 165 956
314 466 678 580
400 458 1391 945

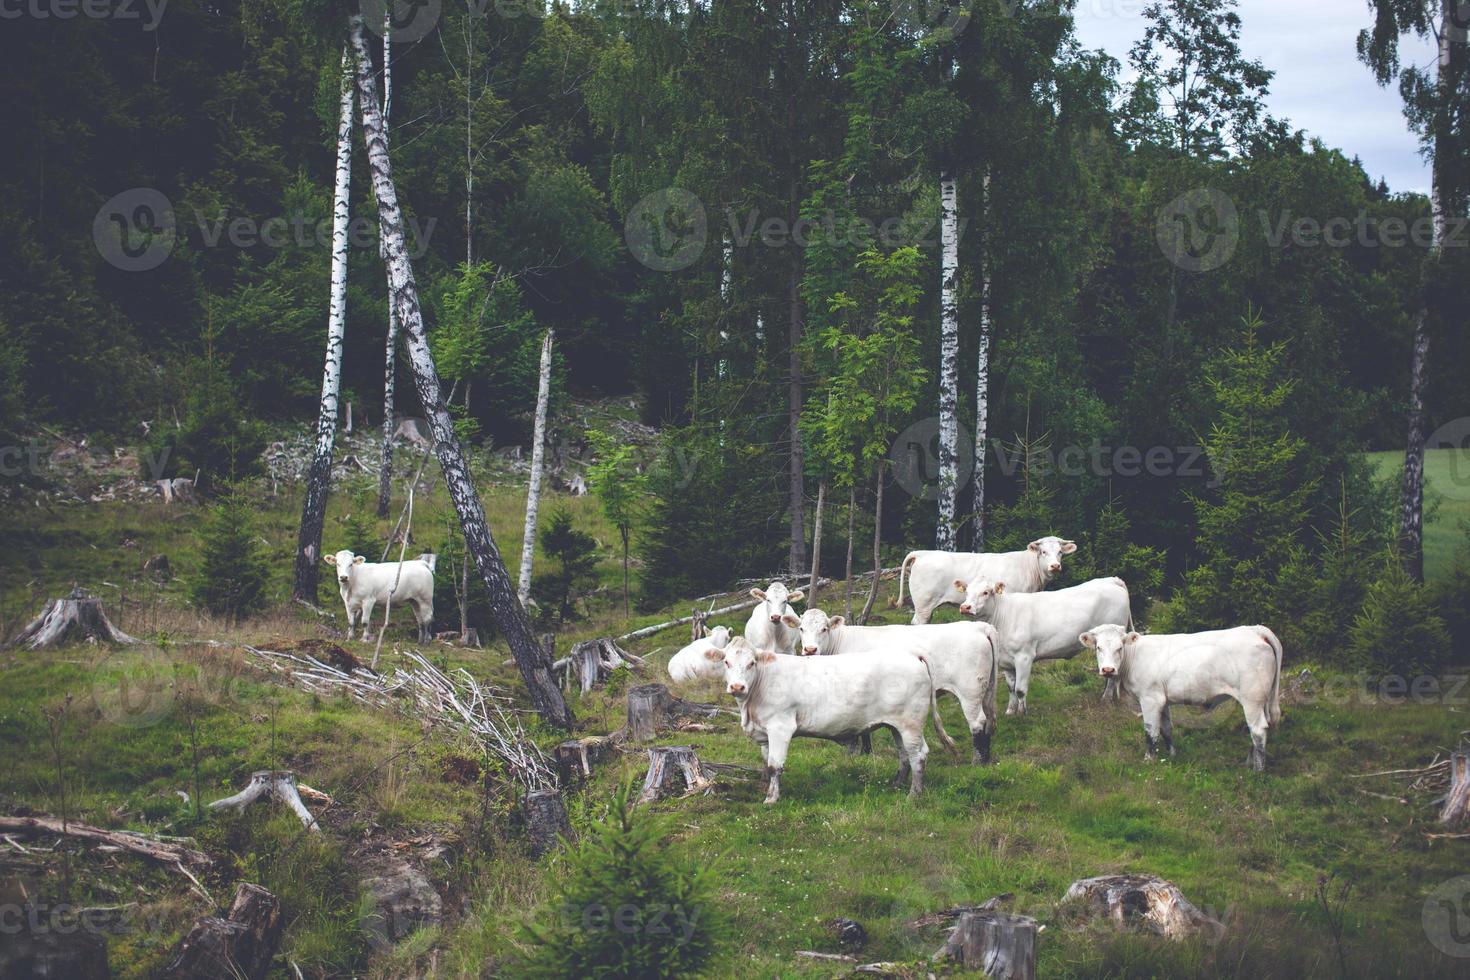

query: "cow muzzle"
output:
727 683 746 695
339 576 350 585
1049 563 1061 573
1099 666 1116 676
958 604 972 615
802 646 817 656
769 614 781 624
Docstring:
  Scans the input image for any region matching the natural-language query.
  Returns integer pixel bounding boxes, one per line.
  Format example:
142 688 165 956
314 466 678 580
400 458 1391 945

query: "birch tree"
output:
971 168 992 551
291 51 354 603
349 16 572 729
935 167 960 551
518 329 555 606
377 17 397 518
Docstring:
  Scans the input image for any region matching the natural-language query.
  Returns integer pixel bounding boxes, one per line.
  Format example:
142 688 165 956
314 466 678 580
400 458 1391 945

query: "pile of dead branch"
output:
1350 744 1470 837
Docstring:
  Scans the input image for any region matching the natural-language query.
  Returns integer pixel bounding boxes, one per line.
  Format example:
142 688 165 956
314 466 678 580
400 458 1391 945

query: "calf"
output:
1080 623 1283 770
715 640 955 803
789 609 998 763
323 549 435 642
742 581 804 654
957 576 1131 716
897 536 1075 624
667 626 733 683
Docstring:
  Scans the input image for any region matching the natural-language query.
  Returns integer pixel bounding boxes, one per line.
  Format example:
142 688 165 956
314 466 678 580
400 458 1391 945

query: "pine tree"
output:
191 485 270 622
533 507 598 626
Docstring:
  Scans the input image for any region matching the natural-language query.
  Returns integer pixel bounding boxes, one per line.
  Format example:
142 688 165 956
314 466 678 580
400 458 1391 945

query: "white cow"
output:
1080 623 1283 770
897 536 1076 624
323 549 436 642
957 576 1131 716
742 581 804 654
788 609 998 764
667 626 733 683
715 641 956 803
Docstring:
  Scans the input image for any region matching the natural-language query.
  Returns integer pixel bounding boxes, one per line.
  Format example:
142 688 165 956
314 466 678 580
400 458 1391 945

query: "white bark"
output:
377 18 397 518
972 167 992 551
936 169 960 551
518 329 555 606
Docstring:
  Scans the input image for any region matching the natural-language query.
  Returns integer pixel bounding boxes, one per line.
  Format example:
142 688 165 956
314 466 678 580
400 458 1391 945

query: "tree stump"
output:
0 910 110 979
160 883 282 980
522 788 571 857
1061 874 1223 940
555 637 634 694
934 910 1038 980
6 588 137 649
1441 750 1470 828
636 746 712 804
625 684 722 741
143 553 173 581
553 735 620 786
208 771 320 832
156 477 196 505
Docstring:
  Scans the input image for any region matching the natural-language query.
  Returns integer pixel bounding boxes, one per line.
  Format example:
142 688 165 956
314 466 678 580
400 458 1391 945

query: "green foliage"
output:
1067 501 1168 618
516 781 724 979
335 492 381 558
144 333 267 494
534 507 599 625
1347 561 1452 676
587 429 647 614
1432 540 1470 663
190 484 270 621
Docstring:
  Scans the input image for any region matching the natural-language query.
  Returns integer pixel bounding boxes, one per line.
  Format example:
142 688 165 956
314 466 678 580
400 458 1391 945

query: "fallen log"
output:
910 893 1012 928
209 771 320 832
625 684 723 742
6 588 137 649
1061 873 1223 940
616 578 834 643
934 909 1038 980
0 815 212 867
160 883 282 980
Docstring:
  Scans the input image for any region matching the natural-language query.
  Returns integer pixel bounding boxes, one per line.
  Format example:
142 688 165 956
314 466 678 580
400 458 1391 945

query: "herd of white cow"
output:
322 535 1283 805
669 536 1284 803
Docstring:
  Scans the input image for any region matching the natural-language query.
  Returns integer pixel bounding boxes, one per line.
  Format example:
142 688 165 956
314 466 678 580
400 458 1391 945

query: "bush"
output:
516 781 724 978
191 485 270 620
1347 562 1451 676
143 351 266 493
532 507 599 625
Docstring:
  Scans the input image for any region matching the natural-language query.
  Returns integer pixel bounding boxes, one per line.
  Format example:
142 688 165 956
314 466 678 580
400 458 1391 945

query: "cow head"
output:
955 578 1004 617
717 639 776 698
788 608 844 656
1079 623 1140 677
750 582 803 625
706 625 732 649
1028 535 1077 580
322 549 366 587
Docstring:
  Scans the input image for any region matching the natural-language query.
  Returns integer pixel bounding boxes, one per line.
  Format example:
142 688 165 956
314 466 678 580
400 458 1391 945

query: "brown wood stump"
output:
1441 750 1470 828
553 735 620 786
625 684 721 741
1061 873 1223 940
635 746 712 804
522 788 571 857
160 883 282 980
934 910 1038 980
6 588 137 649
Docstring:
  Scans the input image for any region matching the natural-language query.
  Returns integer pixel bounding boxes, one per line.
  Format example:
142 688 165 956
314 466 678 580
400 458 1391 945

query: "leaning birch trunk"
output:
1398 15 1450 583
935 168 960 551
291 51 354 603
971 167 992 551
808 479 826 608
518 329 555 606
376 16 397 519
350 18 572 730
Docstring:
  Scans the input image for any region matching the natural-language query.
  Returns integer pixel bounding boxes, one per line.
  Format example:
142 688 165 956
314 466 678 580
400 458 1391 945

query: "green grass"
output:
1365 447 1470 581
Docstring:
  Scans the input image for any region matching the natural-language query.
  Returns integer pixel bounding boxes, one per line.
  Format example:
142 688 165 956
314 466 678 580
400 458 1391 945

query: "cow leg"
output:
763 726 794 804
897 727 928 796
1139 696 1166 762
1160 705 1176 758
1246 706 1269 772
1101 677 1120 703
1002 665 1019 715
347 602 363 637
910 599 935 626
359 599 376 641
1010 654 1035 716
410 598 432 643
951 689 995 765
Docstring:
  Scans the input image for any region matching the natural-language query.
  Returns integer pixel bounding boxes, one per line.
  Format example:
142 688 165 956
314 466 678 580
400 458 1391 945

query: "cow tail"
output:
919 654 959 757
1260 626 1284 727
895 551 920 609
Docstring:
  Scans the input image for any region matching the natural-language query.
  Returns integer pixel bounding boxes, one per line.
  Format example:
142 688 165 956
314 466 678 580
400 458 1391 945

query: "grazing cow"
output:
323 549 436 642
715 640 955 803
1080 623 1283 770
956 576 1130 716
667 626 733 683
787 609 998 763
897 536 1076 624
742 581 804 654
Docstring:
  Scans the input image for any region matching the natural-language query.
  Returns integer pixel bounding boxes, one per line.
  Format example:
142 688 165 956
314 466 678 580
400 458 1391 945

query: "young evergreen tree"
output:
587 429 645 618
533 507 598 626
192 485 270 622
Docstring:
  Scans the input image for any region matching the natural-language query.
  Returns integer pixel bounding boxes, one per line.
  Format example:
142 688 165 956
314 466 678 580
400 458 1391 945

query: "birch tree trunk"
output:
808 479 825 608
1398 13 1450 582
518 329 555 606
377 19 397 519
844 483 857 620
936 168 960 551
291 51 354 603
859 463 885 625
350 18 572 729
971 168 992 552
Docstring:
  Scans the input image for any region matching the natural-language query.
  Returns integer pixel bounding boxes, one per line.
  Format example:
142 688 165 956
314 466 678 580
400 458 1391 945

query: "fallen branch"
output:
0 815 212 867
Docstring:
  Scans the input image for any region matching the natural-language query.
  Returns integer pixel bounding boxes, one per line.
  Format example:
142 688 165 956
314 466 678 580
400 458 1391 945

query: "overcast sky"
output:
1069 0 1437 194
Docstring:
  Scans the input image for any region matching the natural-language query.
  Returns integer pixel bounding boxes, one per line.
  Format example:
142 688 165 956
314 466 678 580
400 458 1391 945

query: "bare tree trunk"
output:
292 52 354 602
376 16 396 519
859 464 884 624
971 168 992 551
350 18 571 729
936 168 960 551
844 483 857 620
808 479 825 608
518 330 554 606
784 0 806 577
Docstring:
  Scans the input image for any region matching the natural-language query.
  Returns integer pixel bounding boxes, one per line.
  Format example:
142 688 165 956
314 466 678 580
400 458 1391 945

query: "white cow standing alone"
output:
742 581 804 654
788 609 999 764
957 576 1131 716
324 550 436 642
897 536 1076 624
1080 623 1283 770
713 640 956 803
666 626 733 683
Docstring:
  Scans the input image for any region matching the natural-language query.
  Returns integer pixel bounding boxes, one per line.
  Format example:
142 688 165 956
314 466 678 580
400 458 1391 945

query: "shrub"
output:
144 350 266 493
1433 540 1470 664
516 781 724 978
1347 562 1451 676
191 484 270 621
533 507 598 625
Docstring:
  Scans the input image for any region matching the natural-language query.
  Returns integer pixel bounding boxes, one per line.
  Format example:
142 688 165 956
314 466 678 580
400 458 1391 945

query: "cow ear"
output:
1125 631 1141 645
953 579 968 592
749 588 766 600
756 651 777 664
781 613 800 628
1079 631 1095 648
322 555 335 566
353 555 365 565
994 582 1006 594
1061 540 1077 554
703 647 724 661
829 616 844 628
787 590 804 604
1027 540 1040 551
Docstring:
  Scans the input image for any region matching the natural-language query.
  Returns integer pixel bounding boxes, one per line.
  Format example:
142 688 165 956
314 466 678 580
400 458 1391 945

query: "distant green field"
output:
1365 448 1470 581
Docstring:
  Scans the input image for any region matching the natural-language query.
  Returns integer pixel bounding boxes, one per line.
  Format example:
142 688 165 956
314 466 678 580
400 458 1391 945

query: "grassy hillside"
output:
1365 448 1470 581
4 470 1470 977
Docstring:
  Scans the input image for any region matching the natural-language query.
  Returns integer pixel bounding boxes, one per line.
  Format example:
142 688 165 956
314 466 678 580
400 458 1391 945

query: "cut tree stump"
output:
934 910 1038 980
553 637 638 694
160 883 282 980
6 588 137 649
522 788 571 857
1440 750 1470 828
1061 874 1223 940
156 477 196 505
553 735 621 786
209 771 321 832
625 684 722 741
635 746 712 804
